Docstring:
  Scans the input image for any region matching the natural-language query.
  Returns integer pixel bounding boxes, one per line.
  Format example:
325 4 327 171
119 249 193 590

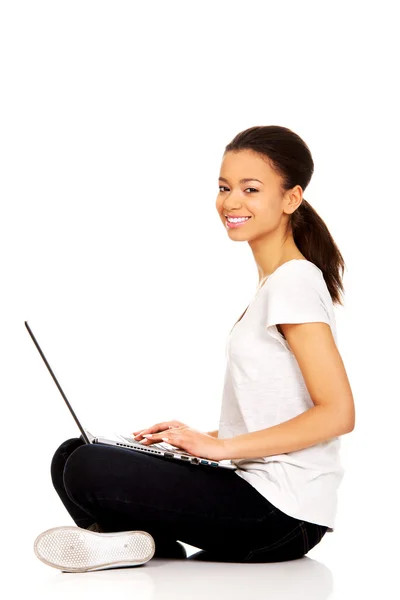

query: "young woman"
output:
34 125 355 571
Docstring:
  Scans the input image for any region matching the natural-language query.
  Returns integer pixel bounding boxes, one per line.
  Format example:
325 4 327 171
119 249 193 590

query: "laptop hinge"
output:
83 429 96 443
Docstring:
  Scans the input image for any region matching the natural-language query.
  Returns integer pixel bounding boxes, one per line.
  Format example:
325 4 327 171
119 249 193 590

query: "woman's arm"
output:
222 321 355 460
222 404 353 460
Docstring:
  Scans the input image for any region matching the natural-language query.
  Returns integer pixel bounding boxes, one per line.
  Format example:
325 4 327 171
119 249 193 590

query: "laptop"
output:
25 321 237 471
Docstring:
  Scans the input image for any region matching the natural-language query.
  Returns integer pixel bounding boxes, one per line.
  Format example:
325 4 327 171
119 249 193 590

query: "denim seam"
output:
264 507 278 518
261 522 303 551
300 522 309 554
243 522 304 560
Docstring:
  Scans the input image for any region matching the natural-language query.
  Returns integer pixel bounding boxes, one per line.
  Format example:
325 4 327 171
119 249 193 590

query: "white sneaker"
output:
34 526 155 572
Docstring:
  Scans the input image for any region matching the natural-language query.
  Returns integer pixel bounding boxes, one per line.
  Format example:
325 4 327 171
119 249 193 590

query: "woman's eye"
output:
218 186 258 193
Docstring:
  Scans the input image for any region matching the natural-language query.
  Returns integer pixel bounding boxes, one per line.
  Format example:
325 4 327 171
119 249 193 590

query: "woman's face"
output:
216 149 297 241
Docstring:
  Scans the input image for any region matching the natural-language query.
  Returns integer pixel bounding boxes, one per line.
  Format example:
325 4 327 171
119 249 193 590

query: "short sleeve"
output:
264 264 331 349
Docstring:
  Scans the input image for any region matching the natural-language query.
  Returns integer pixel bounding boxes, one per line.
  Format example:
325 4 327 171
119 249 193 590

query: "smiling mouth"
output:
225 215 252 219
225 216 252 221
225 216 252 229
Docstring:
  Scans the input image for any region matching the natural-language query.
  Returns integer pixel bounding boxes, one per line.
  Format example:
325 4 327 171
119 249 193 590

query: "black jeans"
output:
50 436 328 563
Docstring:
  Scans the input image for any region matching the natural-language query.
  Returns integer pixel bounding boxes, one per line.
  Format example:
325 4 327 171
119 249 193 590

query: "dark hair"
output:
224 125 346 306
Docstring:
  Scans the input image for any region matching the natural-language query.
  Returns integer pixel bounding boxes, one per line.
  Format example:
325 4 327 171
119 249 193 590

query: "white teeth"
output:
227 216 250 223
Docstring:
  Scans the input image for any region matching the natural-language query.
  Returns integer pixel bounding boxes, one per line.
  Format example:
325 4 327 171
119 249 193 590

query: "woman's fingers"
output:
131 425 160 437
132 421 183 438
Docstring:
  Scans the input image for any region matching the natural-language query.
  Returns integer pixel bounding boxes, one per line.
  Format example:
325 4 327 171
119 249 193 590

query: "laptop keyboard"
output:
117 434 196 456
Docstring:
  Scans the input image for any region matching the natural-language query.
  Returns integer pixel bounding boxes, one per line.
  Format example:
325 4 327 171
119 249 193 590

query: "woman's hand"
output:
132 420 189 441
132 421 227 461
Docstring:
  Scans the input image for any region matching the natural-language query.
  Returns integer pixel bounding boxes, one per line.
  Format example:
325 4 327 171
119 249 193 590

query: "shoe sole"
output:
34 526 155 572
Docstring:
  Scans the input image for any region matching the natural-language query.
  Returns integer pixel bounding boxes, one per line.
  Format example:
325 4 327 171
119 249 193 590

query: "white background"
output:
1 1 399 598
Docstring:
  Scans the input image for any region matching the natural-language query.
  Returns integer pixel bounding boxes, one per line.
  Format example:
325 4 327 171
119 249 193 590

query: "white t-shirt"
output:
217 259 344 532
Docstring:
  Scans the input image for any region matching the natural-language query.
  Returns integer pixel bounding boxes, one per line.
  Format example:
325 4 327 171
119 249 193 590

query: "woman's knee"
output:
62 443 101 495
50 437 85 488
